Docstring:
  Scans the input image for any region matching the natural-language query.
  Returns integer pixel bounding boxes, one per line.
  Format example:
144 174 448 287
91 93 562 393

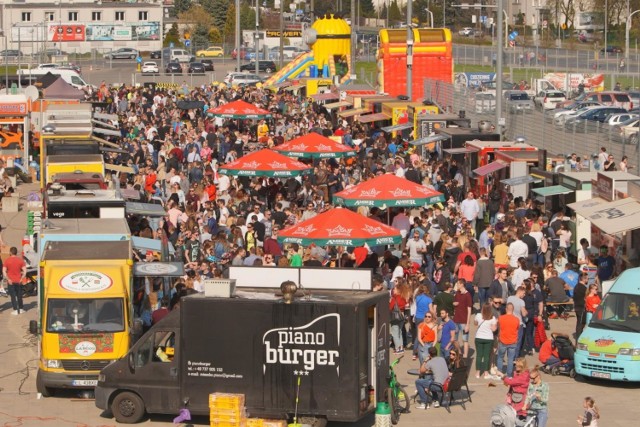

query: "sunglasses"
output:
530 375 538 380
425 315 432 318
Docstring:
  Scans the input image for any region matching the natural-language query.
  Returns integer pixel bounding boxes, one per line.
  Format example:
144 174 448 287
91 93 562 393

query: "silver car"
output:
505 91 534 114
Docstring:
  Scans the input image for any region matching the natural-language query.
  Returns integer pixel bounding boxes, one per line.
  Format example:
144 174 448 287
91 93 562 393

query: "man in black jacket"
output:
573 272 589 340
521 231 538 268
489 267 512 314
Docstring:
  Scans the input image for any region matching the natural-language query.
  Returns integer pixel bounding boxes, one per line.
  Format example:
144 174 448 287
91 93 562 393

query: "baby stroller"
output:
490 404 538 427
543 333 576 378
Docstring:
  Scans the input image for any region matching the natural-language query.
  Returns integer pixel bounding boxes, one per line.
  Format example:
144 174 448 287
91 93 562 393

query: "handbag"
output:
390 300 405 324
443 376 451 393
510 391 524 403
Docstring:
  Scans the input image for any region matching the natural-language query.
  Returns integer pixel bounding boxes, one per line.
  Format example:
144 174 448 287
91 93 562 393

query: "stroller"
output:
490 404 538 427
542 333 576 378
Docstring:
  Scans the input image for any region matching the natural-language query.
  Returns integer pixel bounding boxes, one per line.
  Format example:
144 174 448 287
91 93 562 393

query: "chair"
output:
429 365 472 413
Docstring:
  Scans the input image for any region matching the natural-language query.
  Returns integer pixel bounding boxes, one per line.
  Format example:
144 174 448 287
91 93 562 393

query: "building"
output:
0 0 164 55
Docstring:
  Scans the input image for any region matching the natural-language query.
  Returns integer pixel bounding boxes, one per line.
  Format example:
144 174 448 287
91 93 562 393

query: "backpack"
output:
207 216 218 235
539 237 549 254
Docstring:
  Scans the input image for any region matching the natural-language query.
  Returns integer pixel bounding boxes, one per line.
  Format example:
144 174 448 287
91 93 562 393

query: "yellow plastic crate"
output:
210 422 243 427
262 420 287 427
209 393 245 410
209 408 244 418
245 419 264 427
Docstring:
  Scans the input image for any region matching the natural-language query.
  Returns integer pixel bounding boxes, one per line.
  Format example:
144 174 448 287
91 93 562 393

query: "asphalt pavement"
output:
1 182 640 426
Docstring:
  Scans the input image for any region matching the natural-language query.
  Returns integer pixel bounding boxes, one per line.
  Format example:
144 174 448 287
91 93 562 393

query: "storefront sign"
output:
593 173 614 202
266 30 302 38
0 103 27 115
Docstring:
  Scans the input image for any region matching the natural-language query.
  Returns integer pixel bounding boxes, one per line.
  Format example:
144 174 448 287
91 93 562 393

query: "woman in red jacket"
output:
390 279 408 354
495 357 531 416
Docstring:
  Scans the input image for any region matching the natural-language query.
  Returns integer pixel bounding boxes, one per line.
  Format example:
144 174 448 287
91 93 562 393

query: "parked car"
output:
231 47 250 60
611 117 640 143
196 46 224 58
600 46 623 54
505 91 535 114
224 72 262 86
474 92 496 114
104 48 138 60
187 62 206 74
582 91 633 110
239 60 277 73
150 50 162 59
244 47 265 60
565 106 627 132
0 50 23 58
200 59 215 72
165 61 182 75
459 27 474 36
628 91 640 110
604 112 638 127
533 90 567 110
553 104 602 127
141 61 159 75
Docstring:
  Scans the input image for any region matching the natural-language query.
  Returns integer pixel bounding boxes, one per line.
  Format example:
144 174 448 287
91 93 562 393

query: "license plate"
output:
591 371 611 379
72 380 98 386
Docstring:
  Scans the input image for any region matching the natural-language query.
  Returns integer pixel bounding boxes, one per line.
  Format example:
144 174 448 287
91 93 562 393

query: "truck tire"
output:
111 391 146 424
36 370 54 397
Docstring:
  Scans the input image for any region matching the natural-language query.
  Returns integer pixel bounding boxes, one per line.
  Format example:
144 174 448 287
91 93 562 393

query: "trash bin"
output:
375 402 391 427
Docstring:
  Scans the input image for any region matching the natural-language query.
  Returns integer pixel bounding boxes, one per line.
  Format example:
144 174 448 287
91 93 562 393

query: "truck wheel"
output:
36 370 54 397
630 134 638 146
265 68 273 73
111 391 146 424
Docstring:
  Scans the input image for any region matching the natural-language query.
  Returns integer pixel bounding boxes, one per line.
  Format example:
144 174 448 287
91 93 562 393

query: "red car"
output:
231 47 250 60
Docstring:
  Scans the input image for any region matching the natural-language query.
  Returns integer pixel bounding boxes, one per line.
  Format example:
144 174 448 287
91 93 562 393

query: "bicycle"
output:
385 355 410 424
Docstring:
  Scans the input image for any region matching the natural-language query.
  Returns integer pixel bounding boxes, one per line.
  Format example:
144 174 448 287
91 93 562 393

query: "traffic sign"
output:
185 40 191 47
170 42 174 48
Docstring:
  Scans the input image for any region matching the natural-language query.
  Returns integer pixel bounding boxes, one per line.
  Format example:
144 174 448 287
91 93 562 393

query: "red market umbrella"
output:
273 132 356 159
277 207 402 247
206 100 271 119
218 149 312 177
333 174 444 208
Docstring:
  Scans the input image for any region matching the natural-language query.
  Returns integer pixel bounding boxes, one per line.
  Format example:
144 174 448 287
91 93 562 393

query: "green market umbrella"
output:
218 149 312 177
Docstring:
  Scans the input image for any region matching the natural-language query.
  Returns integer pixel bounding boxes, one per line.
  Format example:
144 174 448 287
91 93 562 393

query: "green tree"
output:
240 3 256 31
360 0 376 18
178 5 214 29
163 23 183 47
209 27 223 44
224 3 236 39
192 23 210 50
388 0 403 23
172 0 193 17
211 0 229 31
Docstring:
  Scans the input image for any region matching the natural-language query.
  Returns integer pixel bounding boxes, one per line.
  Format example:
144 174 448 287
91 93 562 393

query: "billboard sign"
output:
86 23 160 41
48 24 86 42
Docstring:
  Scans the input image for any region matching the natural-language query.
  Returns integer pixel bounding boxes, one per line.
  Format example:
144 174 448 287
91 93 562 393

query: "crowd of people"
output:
72 80 618 425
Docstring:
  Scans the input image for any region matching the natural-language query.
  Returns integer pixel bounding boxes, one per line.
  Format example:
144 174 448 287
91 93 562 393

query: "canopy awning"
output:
338 107 369 118
532 185 573 197
324 101 352 110
125 202 167 217
311 92 339 101
381 123 414 133
473 160 507 177
501 176 543 186
357 112 391 123
443 147 480 154
284 84 304 92
132 236 175 255
409 134 450 146
271 81 293 89
568 197 640 235
105 164 136 174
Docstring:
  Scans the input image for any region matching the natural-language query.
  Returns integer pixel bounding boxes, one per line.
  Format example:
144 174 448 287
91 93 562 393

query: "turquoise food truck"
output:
575 268 640 381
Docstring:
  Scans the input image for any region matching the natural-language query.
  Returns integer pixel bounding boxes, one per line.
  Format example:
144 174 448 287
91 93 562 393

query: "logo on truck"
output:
75 341 97 356
263 313 340 376
60 271 113 293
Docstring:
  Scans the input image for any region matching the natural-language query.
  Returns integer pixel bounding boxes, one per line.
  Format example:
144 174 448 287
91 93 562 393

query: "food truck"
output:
95 268 389 424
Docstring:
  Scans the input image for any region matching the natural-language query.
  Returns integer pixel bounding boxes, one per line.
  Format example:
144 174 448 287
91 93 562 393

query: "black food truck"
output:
95 269 389 424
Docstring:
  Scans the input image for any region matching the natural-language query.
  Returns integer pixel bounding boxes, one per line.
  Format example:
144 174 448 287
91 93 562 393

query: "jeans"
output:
497 342 517 377
390 323 403 350
418 342 432 365
575 309 586 339
586 312 593 324
475 338 494 373
478 287 490 307
523 319 535 353
415 376 435 404
533 408 548 427
7 283 23 311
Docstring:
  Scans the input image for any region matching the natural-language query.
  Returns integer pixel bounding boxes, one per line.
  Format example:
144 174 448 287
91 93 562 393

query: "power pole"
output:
406 0 413 99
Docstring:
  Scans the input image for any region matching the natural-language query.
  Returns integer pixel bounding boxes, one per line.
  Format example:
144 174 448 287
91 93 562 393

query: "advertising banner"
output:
11 26 47 43
48 24 86 42
454 72 496 88
86 23 160 41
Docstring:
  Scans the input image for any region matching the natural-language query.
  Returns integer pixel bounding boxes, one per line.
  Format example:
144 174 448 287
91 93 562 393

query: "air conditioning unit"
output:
204 279 237 298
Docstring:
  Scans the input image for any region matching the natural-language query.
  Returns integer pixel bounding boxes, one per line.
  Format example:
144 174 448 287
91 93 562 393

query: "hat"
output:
496 213 505 221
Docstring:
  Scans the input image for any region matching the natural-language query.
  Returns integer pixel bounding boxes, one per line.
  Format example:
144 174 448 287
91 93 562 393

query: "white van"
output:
169 49 194 63
17 68 90 90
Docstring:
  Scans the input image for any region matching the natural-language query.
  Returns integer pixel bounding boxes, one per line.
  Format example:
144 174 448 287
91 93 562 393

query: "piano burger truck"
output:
95 268 390 424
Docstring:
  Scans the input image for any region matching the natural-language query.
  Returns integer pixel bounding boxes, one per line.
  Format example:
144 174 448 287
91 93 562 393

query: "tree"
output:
224 3 236 40
209 27 223 44
192 23 210 50
388 0 403 23
240 3 256 31
360 0 376 18
172 0 193 17
211 0 229 31
163 23 183 48
178 5 214 30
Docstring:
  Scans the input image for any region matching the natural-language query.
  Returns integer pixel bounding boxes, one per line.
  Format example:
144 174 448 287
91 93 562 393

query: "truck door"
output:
131 329 181 414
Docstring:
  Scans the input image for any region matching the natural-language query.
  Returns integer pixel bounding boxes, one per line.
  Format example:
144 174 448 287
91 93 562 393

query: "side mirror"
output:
29 320 38 335
128 352 135 373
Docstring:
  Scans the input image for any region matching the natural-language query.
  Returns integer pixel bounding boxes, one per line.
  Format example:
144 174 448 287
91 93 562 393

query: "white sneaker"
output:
433 401 440 408
415 403 427 410
11 310 18 315
19 308 25 313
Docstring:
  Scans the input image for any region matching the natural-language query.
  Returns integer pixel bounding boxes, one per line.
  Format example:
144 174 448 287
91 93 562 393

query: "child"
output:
577 396 599 426
585 284 601 324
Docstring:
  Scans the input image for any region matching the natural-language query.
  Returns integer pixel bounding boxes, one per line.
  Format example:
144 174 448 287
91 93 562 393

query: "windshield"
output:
589 293 640 333
509 93 529 101
46 298 125 333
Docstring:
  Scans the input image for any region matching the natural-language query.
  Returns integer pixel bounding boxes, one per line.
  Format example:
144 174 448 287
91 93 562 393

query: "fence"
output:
423 77 640 170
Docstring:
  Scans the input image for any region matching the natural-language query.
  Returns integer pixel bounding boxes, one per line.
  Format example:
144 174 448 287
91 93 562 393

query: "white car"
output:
224 72 262 86
612 118 639 143
459 27 474 36
553 104 601 127
533 90 567 110
141 61 159 75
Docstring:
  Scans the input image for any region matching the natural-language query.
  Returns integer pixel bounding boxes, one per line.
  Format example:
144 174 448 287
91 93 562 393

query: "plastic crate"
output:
209 408 244 418
245 419 264 427
210 421 243 427
209 393 245 410
261 420 287 427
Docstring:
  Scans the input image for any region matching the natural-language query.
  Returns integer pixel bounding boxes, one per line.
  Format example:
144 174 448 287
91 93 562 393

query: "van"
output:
583 91 633 110
575 267 640 381
169 49 193 63
17 68 90 90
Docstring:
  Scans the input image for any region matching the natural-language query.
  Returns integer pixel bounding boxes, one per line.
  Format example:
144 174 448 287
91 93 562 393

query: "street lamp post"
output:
425 9 434 28
496 0 504 139
255 0 259 75
406 0 413 100
625 9 640 64
235 0 240 73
